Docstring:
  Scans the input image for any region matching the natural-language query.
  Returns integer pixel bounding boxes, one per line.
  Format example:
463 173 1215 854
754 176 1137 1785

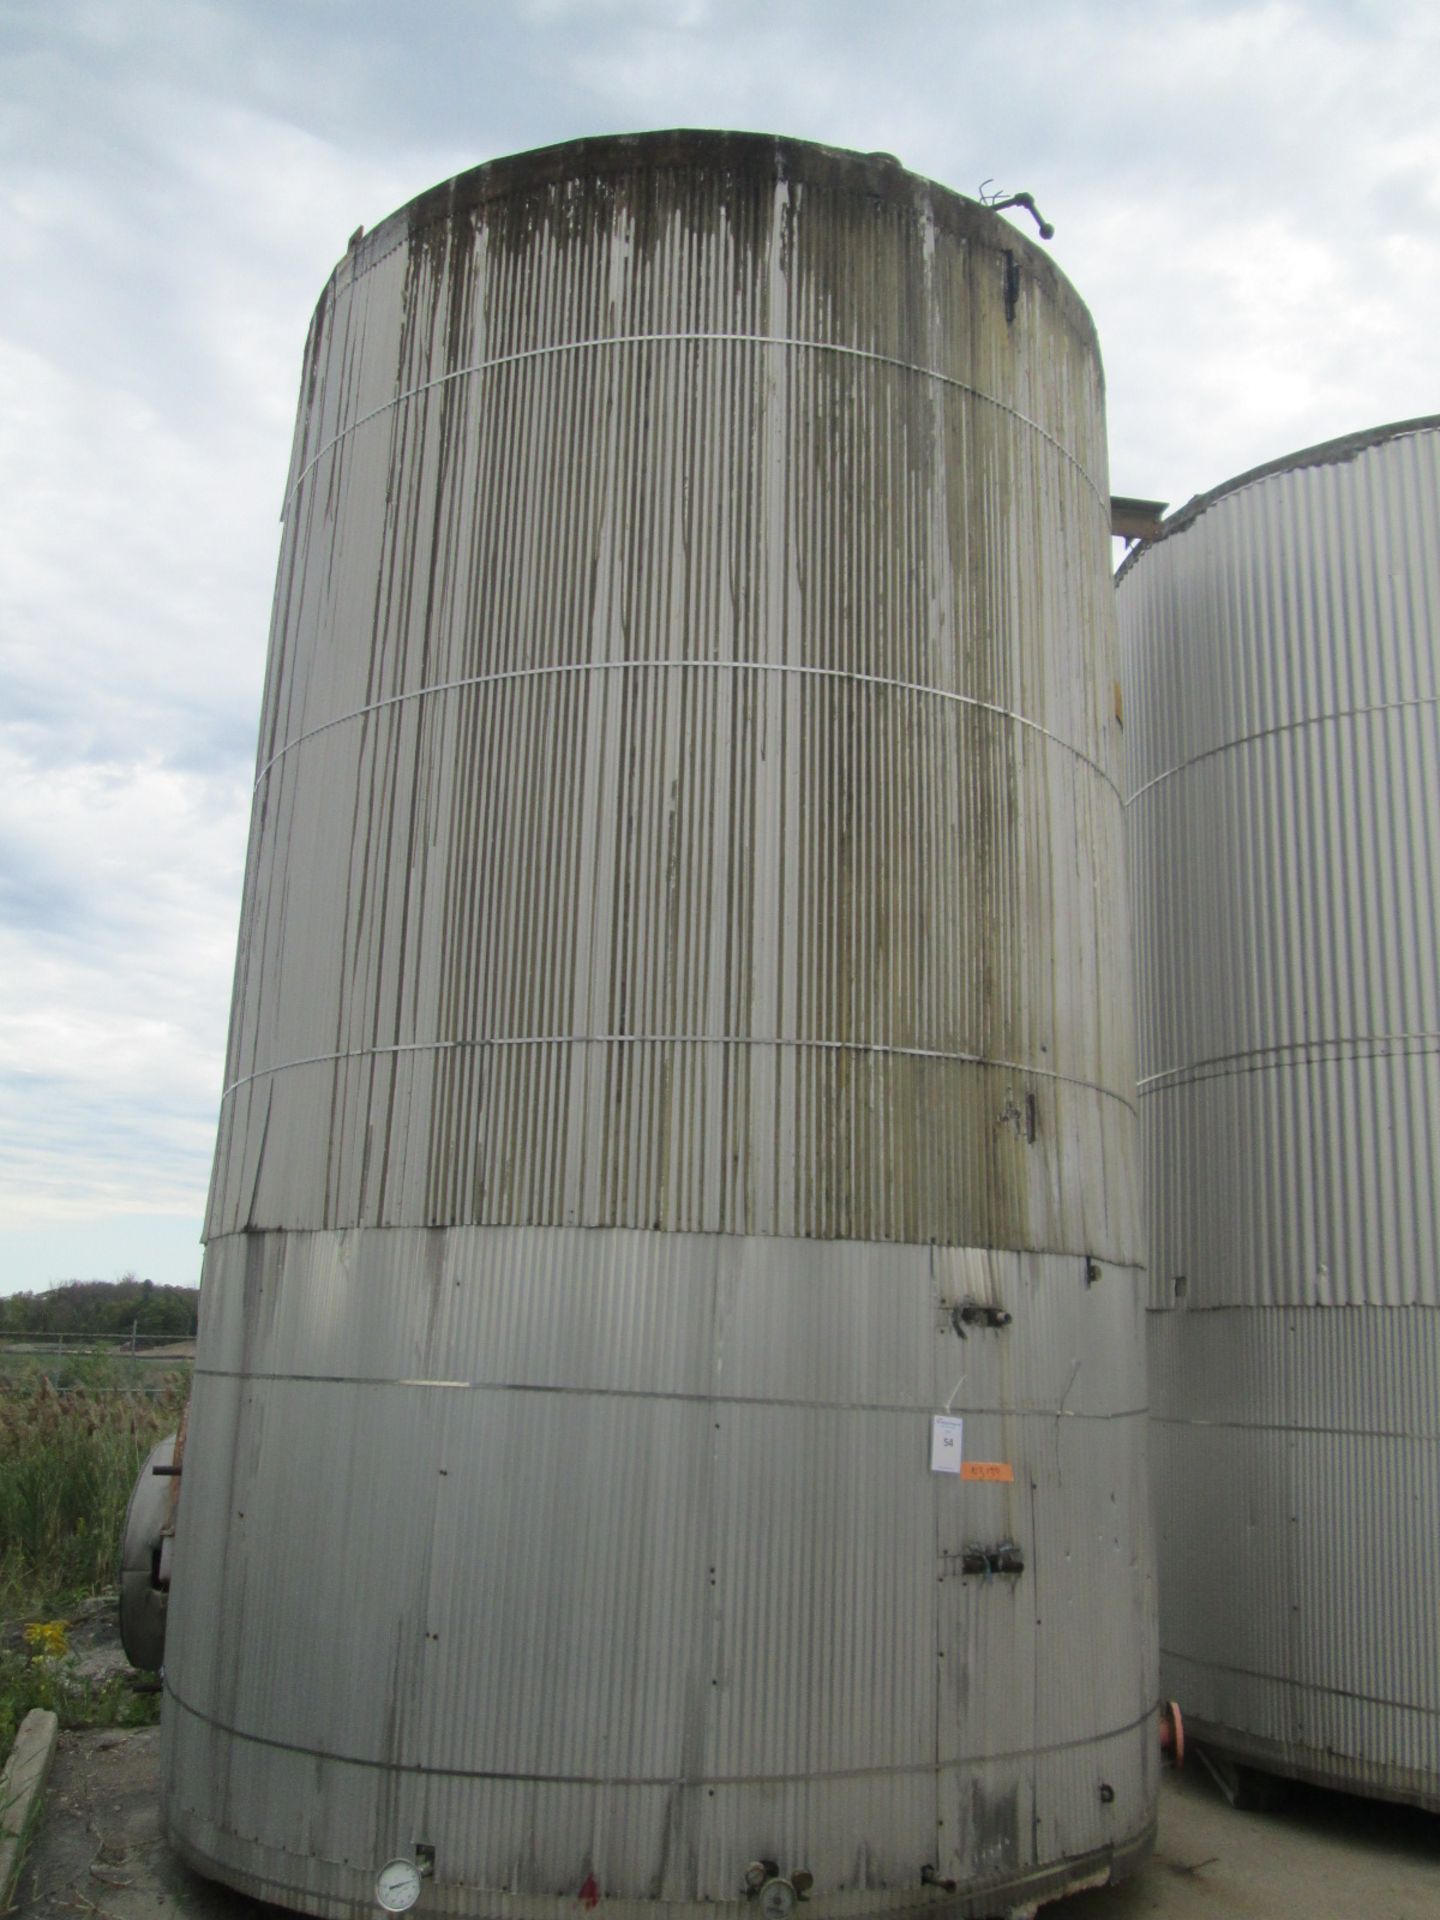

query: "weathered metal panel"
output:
1149 1307 1440 1805
165 133 1153 1918
1119 417 1440 1806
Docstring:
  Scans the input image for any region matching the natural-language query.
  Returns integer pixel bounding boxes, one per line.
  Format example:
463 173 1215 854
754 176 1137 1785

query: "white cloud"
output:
0 32 466 1272
0 742 248 1224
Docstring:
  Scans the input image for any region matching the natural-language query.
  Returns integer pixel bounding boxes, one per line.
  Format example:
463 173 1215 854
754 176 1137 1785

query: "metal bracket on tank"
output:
951 1302 1013 1336
960 1543 1025 1579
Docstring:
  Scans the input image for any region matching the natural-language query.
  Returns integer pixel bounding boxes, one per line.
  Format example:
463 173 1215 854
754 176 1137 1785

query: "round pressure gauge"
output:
376 1858 423 1913
760 1880 798 1920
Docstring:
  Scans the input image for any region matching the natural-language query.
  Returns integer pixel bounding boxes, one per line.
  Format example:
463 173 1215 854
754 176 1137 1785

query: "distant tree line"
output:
0 1275 198 1338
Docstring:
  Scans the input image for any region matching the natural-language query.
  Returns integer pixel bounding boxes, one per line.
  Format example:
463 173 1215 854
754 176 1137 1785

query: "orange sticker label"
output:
960 1461 1014 1483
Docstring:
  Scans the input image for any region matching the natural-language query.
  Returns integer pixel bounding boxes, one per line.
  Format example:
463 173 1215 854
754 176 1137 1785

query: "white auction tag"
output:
930 1414 964 1474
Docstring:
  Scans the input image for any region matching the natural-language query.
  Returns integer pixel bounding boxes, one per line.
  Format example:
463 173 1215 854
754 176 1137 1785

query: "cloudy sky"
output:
2 0 1436 1294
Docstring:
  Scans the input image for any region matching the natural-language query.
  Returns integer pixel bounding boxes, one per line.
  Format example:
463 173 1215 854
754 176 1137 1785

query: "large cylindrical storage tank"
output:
164 132 1154 1918
1119 417 1440 1808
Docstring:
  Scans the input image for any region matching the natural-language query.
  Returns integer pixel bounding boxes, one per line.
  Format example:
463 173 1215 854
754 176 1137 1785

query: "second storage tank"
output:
1120 417 1440 1808
163 132 1155 1917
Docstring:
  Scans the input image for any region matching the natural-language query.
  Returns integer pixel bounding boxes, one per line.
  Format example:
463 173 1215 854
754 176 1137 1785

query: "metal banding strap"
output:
1153 1415 1437 1441
199 1232 1144 1271
254 657 1120 798
220 1034 1136 1116
186 1369 1150 1421
164 1680 1157 1786
1158 1652 1438 1721
1125 692 1440 805
1139 1031 1440 1093
281 329 1106 519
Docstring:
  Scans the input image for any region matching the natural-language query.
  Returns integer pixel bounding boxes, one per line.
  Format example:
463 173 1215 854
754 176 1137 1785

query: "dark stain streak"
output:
213 137 1133 1255
1003 250 1021 325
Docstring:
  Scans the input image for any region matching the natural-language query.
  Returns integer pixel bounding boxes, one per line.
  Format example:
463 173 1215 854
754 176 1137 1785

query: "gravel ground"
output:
9 1725 254 1920
11 1730 1439 1920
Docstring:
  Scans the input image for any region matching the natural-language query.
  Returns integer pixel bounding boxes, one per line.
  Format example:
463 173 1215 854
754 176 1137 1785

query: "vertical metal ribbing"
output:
208 152 1129 1252
1121 419 1440 1809
166 135 1151 1920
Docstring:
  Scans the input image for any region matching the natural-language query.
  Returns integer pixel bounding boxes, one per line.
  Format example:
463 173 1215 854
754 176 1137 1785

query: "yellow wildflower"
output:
23 1619 70 1658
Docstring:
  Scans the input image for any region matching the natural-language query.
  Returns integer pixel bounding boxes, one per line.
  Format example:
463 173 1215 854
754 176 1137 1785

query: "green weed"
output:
0 1642 160 1756
0 1367 187 1621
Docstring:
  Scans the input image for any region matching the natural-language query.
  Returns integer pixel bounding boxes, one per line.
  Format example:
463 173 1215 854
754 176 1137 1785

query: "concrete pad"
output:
1069 1765 1440 1920
1 1707 60 1912
11 1726 260 1919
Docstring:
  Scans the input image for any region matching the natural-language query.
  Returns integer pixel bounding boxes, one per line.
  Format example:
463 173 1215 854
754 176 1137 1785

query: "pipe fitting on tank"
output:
118 1404 188 1673
952 1302 1013 1336
961 1542 1025 1579
978 181 1055 239
745 1865 811 1913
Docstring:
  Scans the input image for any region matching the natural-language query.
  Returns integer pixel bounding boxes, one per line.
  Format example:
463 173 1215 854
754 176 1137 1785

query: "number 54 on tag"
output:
930 1415 964 1474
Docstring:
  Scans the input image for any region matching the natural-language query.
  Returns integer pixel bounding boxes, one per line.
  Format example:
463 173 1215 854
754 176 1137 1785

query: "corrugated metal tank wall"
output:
164 133 1155 1918
1119 417 1440 1807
